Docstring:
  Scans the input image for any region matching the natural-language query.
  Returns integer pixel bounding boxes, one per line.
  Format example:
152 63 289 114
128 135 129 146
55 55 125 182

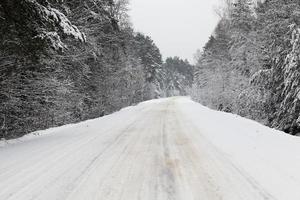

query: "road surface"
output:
1 97 300 200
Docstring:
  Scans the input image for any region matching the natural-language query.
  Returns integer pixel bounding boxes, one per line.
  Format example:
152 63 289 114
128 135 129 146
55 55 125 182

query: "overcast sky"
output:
129 0 221 63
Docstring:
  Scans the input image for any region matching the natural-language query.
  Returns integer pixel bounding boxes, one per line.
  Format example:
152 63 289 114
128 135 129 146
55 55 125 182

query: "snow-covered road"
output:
1 97 300 200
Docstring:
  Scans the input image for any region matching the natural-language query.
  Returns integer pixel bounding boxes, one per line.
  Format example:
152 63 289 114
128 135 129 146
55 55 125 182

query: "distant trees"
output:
192 0 300 134
163 57 194 96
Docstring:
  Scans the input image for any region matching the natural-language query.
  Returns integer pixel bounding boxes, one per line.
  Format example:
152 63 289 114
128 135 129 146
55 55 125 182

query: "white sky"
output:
129 0 221 63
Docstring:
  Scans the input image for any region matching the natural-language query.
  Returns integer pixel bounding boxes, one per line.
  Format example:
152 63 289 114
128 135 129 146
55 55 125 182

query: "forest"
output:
0 0 193 139
1 0 300 138
192 0 300 135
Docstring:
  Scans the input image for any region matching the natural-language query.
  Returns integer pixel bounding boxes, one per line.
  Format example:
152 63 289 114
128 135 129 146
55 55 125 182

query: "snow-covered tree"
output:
133 32 164 99
271 24 300 133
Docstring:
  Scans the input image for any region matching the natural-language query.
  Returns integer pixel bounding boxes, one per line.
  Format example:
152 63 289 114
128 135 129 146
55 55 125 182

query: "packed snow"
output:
1 97 300 199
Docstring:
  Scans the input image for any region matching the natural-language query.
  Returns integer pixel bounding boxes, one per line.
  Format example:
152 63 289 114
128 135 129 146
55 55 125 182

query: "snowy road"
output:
1 97 300 200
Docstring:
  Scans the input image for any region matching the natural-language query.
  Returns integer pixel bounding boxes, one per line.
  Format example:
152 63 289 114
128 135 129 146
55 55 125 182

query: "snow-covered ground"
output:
1 97 300 200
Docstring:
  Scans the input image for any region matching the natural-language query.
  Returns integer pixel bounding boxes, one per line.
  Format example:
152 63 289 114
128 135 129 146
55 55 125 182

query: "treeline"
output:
0 0 168 139
192 0 300 134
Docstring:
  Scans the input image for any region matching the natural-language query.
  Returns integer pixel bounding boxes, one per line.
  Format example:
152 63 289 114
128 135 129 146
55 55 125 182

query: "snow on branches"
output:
34 0 86 50
283 24 300 98
41 6 85 41
0 0 86 51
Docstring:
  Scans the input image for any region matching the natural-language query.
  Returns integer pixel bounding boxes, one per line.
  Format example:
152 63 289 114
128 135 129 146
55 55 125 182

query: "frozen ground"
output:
1 97 300 200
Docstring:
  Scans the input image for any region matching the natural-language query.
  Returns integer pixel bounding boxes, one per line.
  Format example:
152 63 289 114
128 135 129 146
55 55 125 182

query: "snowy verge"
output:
176 97 300 199
0 98 172 148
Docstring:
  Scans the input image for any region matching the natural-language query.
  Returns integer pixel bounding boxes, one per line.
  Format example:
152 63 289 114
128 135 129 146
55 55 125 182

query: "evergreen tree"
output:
133 33 164 99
